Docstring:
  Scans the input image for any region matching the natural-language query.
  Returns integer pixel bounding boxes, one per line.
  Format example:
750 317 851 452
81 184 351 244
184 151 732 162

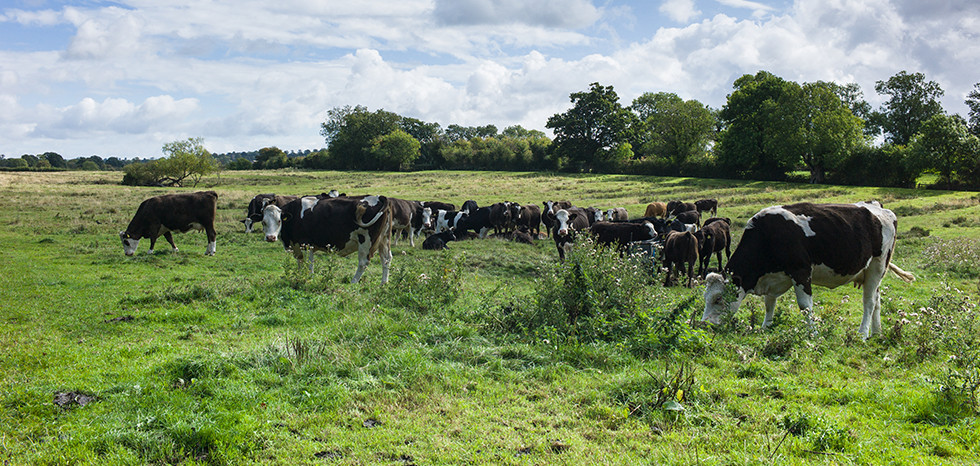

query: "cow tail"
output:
356 196 389 228
888 262 915 283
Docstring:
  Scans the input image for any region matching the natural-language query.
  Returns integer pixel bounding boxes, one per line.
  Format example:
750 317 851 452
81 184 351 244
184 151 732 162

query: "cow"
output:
242 194 299 233
460 200 478 214
589 221 657 251
120 191 218 256
411 203 434 243
423 201 456 213
668 201 696 217
662 230 699 287
262 195 392 284
422 229 456 250
552 207 590 261
515 204 542 237
542 200 572 236
673 210 701 227
695 199 718 217
701 201 915 339
606 207 629 222
388 198 418 246
456 206 493 238
584 207 605 225
694 220 731 276
489 202 513 234
434 209 465 234
704 217 732 227
644 202 668 218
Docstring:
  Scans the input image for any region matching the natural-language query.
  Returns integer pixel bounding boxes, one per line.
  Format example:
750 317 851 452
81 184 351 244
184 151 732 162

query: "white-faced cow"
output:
702 201 915 339
242 194 298 233
584 207 605 225
411 203 433 244
263 195 392 284
606 207 629 222
552 207 590 261
120 191 218 256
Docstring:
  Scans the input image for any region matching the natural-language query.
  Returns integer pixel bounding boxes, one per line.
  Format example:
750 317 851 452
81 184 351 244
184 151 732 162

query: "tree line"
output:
6 70 979 190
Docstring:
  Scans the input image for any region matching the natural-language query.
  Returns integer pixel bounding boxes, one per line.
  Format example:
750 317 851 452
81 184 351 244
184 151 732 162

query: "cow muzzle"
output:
265 235 277 242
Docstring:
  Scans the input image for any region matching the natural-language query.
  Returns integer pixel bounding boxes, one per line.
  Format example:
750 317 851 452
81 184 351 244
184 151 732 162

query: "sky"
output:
1 0 978 159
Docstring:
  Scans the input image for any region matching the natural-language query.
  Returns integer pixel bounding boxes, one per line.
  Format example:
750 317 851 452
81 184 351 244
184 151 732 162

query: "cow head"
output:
701 272 745 324
554 209 578 237
119 231 140 256
421 206 433 229
263 205 289 242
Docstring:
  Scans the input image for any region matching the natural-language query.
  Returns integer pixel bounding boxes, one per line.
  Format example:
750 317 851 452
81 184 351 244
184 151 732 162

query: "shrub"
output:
385 252 464 313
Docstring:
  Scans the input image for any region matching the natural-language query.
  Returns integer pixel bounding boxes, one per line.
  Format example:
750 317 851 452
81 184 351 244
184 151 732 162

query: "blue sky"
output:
1 0 977 158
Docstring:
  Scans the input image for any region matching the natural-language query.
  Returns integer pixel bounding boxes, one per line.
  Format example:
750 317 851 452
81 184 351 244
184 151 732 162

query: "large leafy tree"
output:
966 82 980 137
800 82 866 184
631 92 715 166
255 146 288 169
122 137 216 187
368 129 421 171
546 82 637 172
716 71 805 180
872 71 945 145
320 105 402 169
909 114 980 187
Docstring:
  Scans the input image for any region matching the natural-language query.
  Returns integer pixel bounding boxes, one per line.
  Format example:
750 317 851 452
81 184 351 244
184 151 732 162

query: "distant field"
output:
1 169 978 464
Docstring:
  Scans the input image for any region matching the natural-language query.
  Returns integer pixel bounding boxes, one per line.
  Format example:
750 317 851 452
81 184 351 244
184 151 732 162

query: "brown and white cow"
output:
694 219 731 277
120 191 217 256
242 194 298 233
388 198 418 247
605 207 629 222
702 201 915 339
552 207 590 261
263 195 392 284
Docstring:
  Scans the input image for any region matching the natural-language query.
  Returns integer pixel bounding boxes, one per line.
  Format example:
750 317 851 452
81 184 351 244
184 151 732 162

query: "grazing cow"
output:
584 207 605 225
489 202 513 234
460 200 478 214
552 207 590 261
516 204 542 237
456 207 493 238
662 230 699 287
242 194 299 233
673 210 701 227
701 201 915 339
589 221 657 251
606 207 629 222
668 201 697 217
422 229 456 250
434 209 465 233
121 191 218 256
263 195 392 284
694 220 731 276
388 198 419 246
423 201 456 213
695 199 718 217
644 202 667 218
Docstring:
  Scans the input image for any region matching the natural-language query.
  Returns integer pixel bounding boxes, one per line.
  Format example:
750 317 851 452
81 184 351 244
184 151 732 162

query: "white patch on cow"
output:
120 235 140 256
299 196 318 219
555 209 571 236
546 201 555 213
362 195 380 207
751 271 794 296
243 218 254 233
206 241 216 256
745 206 816 237
643 222 656 239
811 262 866 288
856 201 897 258
351 229 374 283
327 189 340 198
263 205 283 242
478 226 490 239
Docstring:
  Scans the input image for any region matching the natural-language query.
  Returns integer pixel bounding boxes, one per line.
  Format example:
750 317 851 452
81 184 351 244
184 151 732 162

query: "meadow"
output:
1 169 978 465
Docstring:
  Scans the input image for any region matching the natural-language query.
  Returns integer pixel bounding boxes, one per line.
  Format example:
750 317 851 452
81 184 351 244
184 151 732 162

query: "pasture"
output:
1 169 978 465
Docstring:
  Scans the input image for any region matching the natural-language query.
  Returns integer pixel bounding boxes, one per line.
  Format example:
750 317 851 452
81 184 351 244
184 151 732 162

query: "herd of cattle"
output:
119 190 914 339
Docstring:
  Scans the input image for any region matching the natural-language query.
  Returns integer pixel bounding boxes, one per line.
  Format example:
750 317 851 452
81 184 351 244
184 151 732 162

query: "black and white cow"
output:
589 221 657 251
456 206 493 238
552 207 590 261
434 209 465 234
411 203 434 244
702 201 915 339
242 194 299 233
460 200 478 214
120 191 218 256
542 200 572 236
263 195 392 284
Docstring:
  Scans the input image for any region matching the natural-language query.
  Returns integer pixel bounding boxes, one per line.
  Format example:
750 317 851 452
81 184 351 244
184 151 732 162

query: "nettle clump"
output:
384 252 464 314
921 237 980 279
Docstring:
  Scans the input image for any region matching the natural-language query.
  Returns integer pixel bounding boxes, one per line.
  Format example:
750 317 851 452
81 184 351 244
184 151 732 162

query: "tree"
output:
909 114 979 187
227 157 254 170
716 71 805 180
873 71 945 146
255 146 288 169
320 106 402 169
368 130 420 171
123 137 217 187
546 82 637 172
799 82 866 183
967 83 980 137
41 152 66 168
631 92 715 166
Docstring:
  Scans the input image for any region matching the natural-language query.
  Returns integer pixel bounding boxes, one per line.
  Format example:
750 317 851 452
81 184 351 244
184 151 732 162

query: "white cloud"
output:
660 0 701 23
433 0 601 28
33 95 198 138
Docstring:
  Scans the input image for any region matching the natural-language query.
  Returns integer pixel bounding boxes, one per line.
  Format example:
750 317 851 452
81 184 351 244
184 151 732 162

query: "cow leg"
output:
205 223 217 256
163 232 178 253
686 259 695 287
351 232 375 284
663 262 674 287
793 283 817 335
148 235 158 254
380 239 392 284
860 265 887 339
762 294 778 328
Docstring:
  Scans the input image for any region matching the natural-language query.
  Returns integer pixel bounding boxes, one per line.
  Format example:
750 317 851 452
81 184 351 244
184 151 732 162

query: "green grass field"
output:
1 169 978 465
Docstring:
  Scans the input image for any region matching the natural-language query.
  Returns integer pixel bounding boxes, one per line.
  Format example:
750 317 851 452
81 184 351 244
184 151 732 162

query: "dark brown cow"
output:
516 204 542 237
662 230 699 287
262 195 392 283
242 194 298 233
422 229 456 250
423 201 456 213
668 201 696 217
695 199 718 217
673 210 701 226
489 202 513 234
702 202 915 339
120 191 217 256
694 220 731 276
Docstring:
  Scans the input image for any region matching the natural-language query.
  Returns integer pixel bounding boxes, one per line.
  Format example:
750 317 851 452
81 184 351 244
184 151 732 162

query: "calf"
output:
701 201 915 339
263 195 392 283
120 191 217 256
694 220 731 276
552 207 590 261
662 230 699 287
606 207 629 222
644 202 667 218
589 221 657 251
695 198 718 217
422 229 456 250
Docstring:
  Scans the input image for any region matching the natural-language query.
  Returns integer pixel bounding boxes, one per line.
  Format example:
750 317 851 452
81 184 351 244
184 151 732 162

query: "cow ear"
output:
568 213 578 221
281 212 292 222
